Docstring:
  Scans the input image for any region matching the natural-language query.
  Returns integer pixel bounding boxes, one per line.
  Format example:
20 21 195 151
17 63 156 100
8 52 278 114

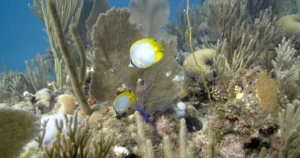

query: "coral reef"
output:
5 0 300 157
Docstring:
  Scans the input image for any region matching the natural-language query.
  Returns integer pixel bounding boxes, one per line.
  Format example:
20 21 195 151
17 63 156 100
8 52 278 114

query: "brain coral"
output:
276 14 300 38
183 49 215 81
256 73 280 117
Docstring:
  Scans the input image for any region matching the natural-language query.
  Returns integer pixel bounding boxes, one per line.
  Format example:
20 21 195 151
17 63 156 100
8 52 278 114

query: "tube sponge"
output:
0 108 40 158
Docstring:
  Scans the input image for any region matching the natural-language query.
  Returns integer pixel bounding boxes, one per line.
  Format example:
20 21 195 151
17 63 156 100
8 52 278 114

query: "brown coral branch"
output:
47 0 91 115
185 0 212 104
70 24 87 87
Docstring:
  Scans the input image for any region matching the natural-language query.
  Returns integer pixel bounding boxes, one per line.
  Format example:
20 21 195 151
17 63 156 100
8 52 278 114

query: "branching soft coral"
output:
41 111 114 158
272 37 300 81
272 37 300 101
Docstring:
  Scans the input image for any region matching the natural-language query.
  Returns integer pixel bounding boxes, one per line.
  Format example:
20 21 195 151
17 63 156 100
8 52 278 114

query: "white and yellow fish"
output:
129 38 164 68
113 91 136 115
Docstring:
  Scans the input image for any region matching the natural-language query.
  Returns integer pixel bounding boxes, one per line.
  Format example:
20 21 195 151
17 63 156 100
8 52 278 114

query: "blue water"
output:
0 0 201 73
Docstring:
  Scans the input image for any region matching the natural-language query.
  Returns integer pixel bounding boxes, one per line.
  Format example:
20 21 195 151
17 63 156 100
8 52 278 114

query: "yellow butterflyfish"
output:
129 38 164 68
113 91 136 115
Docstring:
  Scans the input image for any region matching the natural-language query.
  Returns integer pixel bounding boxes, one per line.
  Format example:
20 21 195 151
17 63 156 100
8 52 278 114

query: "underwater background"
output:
0 0 201 73
2 0 300 157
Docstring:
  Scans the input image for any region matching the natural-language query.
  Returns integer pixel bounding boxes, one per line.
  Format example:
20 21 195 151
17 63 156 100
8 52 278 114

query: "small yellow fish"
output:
113 91 136 115
129 38 164 68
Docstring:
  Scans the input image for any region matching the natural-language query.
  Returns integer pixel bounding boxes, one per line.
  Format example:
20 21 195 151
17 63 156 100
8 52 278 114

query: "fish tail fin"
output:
154 51 164 63
155 41 164 52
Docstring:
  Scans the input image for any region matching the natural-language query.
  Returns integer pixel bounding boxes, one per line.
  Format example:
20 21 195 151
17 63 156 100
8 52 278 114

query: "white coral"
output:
272 37 300 81
114 146 130 156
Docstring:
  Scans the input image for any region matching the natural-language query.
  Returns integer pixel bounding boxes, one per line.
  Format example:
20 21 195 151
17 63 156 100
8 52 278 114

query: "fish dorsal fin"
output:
145 38 164 53
131 38 164 53
154 40 164 52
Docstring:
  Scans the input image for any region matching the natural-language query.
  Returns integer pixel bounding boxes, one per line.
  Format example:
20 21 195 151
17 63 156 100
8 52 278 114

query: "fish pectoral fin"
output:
154 51 164 63
129 60 138 68
134 59 142 65
113 106 119 116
